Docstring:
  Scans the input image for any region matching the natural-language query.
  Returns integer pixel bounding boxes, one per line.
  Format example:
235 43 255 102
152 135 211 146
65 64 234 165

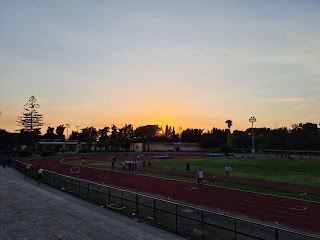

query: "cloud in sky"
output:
277 98 304 103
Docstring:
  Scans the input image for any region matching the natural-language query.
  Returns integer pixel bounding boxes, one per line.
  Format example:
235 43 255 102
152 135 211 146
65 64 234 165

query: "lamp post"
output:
66 124 70 140
249 117 256 153
179 127 182 143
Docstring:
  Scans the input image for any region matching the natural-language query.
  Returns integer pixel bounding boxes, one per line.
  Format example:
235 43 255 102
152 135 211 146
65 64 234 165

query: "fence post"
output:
234 219 237 240
153 199 156 224
275 228 278 240
97 185 100 204
78 179 80 197
71 177 74 195
202 210 204 240
53 173 56 188
136 194 139 218
108 187 111 205
175 204 178 233
87 182 89 199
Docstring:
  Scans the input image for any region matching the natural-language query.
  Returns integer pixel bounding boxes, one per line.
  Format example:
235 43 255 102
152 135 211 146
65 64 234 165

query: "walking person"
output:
186 162 190 171
225 165 229 176
111 157 116 170
37 166 44 184
25 160 32 178
197 168 204 187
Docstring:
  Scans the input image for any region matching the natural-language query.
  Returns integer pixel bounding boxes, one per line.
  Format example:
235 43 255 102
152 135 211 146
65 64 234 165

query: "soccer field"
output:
151 156 320 187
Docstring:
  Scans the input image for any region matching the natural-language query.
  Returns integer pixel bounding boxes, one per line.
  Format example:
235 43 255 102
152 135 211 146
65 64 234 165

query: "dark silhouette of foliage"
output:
17 96 44 133
56 125 66 141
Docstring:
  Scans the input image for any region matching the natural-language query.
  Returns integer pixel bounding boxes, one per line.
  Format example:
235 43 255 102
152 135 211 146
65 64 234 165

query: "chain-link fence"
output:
15 161 320 240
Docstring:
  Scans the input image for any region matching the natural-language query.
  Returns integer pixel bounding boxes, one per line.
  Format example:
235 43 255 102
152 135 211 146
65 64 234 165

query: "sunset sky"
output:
1 0 319 134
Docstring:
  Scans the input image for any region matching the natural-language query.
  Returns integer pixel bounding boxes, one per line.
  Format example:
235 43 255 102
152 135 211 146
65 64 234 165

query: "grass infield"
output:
151 157 320 187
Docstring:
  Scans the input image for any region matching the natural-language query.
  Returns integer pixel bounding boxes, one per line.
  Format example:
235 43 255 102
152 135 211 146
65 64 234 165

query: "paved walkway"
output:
0 167 185 240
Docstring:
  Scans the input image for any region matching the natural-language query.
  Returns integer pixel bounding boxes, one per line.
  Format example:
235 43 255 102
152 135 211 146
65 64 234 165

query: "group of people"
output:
110 154 152 172
120 159 138 172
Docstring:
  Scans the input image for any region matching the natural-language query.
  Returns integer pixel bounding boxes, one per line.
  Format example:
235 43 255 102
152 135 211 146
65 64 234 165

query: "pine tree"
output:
17 96 44 133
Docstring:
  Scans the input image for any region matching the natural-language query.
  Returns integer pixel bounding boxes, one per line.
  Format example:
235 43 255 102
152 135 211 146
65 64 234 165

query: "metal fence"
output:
15 161 320 240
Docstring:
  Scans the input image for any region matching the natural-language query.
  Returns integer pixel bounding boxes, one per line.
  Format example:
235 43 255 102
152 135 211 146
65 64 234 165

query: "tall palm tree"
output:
225 120 233 131
225 120 233 148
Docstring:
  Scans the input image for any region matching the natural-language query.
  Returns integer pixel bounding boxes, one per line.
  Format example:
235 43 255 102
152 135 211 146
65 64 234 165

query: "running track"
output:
18 155 320 234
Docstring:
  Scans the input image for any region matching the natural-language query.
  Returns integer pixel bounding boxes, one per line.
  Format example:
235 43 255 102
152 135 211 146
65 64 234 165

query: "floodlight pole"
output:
66 124 70 140
249 117 256 153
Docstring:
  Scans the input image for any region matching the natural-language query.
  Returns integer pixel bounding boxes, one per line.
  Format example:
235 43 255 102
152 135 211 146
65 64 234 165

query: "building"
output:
131 142 207 152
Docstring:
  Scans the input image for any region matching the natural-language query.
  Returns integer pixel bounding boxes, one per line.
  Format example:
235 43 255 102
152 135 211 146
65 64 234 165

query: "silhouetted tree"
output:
56 125 66 141
225 120 233 148
68 131 79 140
43 127 56 139
17 96 44 148
181 128 203 143
225 120 232 130
98 126 110 151
134 125 160 151
17 96 44 133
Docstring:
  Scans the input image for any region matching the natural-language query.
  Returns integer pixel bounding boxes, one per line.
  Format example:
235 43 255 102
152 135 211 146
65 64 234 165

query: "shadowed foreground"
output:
0 168 184 240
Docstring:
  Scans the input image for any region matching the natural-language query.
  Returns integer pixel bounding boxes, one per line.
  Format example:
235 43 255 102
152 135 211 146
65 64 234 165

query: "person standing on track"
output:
186 162 190 171
197 168 204 187
112 157 116 170
225 165 229 176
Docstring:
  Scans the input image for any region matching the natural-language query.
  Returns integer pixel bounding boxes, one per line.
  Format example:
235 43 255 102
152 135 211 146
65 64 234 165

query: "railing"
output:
15 161 320 240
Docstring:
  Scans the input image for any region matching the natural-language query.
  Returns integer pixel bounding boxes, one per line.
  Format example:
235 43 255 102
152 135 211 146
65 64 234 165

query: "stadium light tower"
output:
249 117 256 153
66 124 70 140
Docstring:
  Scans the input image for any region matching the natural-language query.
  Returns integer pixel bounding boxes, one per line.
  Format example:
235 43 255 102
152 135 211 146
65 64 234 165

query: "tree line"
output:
1 96 320 152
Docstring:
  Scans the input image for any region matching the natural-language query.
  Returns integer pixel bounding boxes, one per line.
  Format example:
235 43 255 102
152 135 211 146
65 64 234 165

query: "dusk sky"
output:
1 0 319 134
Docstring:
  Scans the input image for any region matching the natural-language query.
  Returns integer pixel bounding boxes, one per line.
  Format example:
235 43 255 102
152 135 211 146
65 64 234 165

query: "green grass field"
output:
151 157 320 187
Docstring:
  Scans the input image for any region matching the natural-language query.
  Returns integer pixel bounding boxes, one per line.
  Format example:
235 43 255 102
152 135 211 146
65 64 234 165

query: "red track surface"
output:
19 155 320 234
